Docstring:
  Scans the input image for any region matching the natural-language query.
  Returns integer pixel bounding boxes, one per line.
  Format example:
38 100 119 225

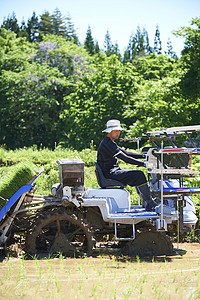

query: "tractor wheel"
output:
121 230 175 257
26 209 94 257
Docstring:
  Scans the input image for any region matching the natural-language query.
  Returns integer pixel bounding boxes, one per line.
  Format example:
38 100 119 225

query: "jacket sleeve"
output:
120 147 145 159
116 149 145 167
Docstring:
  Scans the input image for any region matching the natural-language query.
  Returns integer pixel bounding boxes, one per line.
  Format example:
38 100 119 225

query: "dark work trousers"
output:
104 167 156 211
104 167 147 187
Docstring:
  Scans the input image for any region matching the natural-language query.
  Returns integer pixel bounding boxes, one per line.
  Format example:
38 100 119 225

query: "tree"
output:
125 75 185 138
123 27 152 62
174 17 200 124
113 41 121 60
165 38 177 59
61 55 139 149
123 32 137 62
133 53 178 80
65 13 79 44
27 11 39 42
174 18 200 97
84 25 95 55
38 11 53 40
51 8 67 37
104 30 114 56
0 30 93 148
154 25 162 55
94 40 100 53
1 12 20 36
135 26 145 55
143 28 153 55
19 19 29 39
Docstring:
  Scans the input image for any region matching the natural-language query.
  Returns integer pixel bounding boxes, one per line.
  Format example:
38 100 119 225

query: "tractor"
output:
0 125 199 257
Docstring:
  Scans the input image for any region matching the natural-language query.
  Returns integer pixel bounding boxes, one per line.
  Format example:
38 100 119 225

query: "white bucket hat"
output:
102 119 125 133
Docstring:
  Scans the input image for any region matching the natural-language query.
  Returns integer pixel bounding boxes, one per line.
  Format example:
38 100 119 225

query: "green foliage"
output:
0 32 94 149
132 53 179 80
173 17 200 126
1 9 79 44
154 25 162 55
124 74 187 138
60 55 138 149
123 26 152 62
0 161 37 206
174 17 200 96
103 30 121 59
0 16 200 151
84 25 95 55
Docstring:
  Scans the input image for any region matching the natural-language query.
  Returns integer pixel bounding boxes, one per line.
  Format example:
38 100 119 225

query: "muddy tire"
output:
121 231 174 257
26 209 94 257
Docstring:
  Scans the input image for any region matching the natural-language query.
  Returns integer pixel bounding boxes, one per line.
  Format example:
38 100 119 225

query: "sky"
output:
0 0 199 56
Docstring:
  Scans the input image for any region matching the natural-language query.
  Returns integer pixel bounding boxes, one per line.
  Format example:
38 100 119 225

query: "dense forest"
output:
0 9 200 150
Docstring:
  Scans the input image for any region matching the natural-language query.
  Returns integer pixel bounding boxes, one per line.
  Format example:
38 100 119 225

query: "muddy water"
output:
0 243 199 299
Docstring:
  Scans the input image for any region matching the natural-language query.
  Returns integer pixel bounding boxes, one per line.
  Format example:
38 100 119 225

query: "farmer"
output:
97 119 157 211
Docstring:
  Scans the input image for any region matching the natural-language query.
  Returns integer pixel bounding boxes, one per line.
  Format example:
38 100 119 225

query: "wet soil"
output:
0 242 199 299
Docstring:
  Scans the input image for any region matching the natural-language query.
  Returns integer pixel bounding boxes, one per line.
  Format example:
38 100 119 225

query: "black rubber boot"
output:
136 184 157 211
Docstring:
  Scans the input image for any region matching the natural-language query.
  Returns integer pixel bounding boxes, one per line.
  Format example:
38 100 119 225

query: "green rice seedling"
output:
152 281 161 298
33 256 43 281
139 285 143 295
112 287 117 299
102 259 108 270
19 258 27 280
98 268 102 277
142 274 147 284
5 258 12 280
78 281 83 293
0 161 37 208
111 255 118 268
136 255 140 263
164 257 168 264
125 273 131 284
54 275 61 293
122 286 133 299
91 282 99 297
77 261 84 273
175 286 179 294
70 281 74 290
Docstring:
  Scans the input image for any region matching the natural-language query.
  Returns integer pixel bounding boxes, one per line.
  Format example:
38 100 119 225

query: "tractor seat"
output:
94 162 126 189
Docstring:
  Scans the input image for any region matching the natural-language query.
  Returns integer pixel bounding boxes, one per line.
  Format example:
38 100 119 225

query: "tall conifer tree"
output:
1 12 20 36
154 25 162 54
51 8 67 37
84 25 95 55
65 13 79 44
27 11 39 42
38 11 53 39
104 30 114 56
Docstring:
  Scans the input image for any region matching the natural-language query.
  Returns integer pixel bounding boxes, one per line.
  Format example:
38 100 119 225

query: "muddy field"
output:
0 242 199 300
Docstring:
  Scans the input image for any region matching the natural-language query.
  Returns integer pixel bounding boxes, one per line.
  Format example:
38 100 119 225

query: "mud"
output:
0 242 199 299
120 231 174 257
